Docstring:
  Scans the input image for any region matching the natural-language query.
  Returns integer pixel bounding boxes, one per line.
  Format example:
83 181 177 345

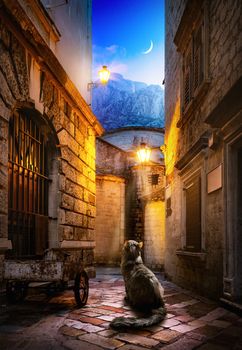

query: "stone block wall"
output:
144 201 165 269
96 138 166 269
96 138 127 176
95 175 125 265
126 164 166 267
165 0 242 298
166 0 242 165
0 2 101 279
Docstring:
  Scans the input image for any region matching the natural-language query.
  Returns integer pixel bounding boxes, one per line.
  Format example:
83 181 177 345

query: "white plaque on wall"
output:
207 164 222 194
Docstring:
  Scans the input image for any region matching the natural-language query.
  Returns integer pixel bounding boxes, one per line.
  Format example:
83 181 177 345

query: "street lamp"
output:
98 65 110 84
137 142 151 164
88 65 110 90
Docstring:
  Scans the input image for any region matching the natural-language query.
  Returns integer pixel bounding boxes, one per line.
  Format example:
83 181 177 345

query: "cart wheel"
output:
6 281 28 303
74 271 89 307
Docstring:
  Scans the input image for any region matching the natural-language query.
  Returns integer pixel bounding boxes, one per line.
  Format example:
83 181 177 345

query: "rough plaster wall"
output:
95 177 125 265
165 0 241 298
144 201 165 269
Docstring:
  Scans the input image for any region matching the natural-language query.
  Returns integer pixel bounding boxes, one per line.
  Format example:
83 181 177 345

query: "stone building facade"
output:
0 0 102 280
95 139 127 265
95 130 166 269
165 0 242 303
126 164 166 268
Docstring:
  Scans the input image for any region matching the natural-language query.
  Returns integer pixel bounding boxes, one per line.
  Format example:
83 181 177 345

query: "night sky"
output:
92 0 165 86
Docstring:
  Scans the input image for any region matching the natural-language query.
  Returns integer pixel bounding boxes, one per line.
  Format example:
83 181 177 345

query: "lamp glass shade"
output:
137 143 151 163
98 65 110 84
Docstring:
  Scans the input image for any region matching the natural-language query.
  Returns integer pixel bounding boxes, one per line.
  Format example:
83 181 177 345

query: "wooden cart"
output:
4 248 89 306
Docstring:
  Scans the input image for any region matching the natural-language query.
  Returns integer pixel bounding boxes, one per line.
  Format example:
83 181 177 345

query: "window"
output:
63 99 71 117
8 111 49 258
182 19 205 112
148 174 159 186
174 0 209 120
184 175 201 251
166 197 172 217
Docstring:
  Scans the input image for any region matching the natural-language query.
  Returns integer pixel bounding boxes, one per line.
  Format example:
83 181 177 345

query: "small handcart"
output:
4 248 89 307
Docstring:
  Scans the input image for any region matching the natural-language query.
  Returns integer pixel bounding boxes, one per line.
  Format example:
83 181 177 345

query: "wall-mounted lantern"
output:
137 142 151 164
98 65 110 84
88 65 111 90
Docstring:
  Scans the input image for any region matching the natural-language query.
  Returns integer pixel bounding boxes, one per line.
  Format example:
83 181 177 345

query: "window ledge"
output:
176 249 206 261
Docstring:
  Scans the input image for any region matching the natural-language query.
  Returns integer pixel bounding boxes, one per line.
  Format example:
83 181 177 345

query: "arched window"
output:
8 110 49 258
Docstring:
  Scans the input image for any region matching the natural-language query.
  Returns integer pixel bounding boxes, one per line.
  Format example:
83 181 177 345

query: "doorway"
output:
225 137 242 301
236 146 242 300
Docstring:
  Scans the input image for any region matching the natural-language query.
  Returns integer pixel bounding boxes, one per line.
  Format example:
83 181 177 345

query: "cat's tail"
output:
110 306 167 329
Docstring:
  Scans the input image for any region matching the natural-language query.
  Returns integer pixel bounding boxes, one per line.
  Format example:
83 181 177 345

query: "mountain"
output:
92 73 165 131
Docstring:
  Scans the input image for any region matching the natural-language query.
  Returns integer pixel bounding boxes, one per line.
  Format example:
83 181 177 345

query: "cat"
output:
110 240 166 329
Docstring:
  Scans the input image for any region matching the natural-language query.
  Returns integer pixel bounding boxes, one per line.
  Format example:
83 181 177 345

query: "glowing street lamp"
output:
137 142 151 164
88 65 111 90
98 65 110 84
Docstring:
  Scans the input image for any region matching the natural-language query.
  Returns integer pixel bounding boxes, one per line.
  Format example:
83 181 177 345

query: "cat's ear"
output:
138 242 143 249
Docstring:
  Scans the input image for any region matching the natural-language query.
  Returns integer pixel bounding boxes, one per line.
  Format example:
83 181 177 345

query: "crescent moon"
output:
142 40 153 54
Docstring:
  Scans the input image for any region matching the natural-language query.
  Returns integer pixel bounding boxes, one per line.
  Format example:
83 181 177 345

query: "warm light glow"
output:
137 143 151 163
98 65 110 84
165 101 180 176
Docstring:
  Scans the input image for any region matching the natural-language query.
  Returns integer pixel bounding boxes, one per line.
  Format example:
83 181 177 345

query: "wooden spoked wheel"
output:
74 271 89 307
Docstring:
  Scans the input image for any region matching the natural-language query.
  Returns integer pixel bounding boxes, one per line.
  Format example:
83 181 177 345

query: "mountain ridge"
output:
92 73 165 131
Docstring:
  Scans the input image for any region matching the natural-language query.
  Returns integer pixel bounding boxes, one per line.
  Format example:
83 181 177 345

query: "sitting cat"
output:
110 240 166 329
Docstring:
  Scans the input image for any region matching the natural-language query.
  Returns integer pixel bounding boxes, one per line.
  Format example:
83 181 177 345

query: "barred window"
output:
8 111 49 258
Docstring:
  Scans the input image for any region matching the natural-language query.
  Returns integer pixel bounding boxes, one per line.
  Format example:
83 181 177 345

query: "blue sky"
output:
92 0 165 86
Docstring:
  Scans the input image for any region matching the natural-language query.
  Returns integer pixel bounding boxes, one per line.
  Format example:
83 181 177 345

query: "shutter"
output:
193 23 204 92
185 176 201 251
183 45 193 109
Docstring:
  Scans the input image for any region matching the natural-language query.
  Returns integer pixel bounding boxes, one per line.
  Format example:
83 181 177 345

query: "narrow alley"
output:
1 268 242 350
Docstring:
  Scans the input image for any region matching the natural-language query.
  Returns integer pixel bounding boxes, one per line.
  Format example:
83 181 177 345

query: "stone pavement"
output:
1 267 242 349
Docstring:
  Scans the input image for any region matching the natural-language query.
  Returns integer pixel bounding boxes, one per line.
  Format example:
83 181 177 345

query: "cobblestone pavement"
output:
1 267 242 349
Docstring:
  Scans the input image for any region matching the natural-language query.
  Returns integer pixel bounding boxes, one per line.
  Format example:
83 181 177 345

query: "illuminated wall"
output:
41 0 92 104
95 136 166 268
164 0 242 299
0 0 101 279
144 201 165 268
95 175 125 265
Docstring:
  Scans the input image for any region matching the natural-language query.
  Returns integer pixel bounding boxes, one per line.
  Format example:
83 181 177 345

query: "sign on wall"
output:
207 164 222 193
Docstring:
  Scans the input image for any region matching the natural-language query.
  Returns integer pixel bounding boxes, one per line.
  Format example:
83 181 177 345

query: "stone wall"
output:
0 2 102 279
126 164 166 267
96 137 166 269
144 201 165 269
95 175 125 265
96 138 127 177
165 0 242 298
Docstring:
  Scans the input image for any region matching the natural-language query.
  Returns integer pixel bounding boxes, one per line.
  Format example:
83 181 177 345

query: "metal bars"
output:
8 111 49 258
